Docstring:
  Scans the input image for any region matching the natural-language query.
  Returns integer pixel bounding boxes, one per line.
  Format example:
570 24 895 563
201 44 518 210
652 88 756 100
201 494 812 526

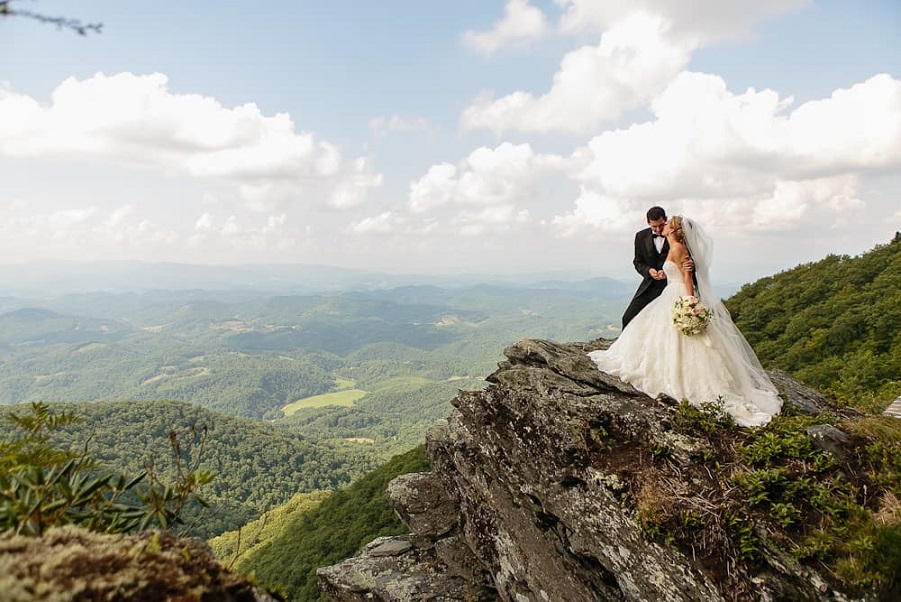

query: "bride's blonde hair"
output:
669 215 685 243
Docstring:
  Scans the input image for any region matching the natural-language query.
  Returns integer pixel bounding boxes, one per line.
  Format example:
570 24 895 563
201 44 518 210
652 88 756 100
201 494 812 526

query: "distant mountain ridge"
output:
0 260 611 296
0 280 627 419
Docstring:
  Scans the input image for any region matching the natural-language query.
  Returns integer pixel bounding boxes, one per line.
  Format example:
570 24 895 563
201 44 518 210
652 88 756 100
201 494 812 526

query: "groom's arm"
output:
632 231 652 278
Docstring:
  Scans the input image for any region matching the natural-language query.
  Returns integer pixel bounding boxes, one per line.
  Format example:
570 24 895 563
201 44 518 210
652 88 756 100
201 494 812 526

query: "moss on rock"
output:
0 525 277 601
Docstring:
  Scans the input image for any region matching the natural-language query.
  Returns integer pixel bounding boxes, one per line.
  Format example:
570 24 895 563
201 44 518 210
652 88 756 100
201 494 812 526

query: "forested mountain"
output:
234 446 430 601
0 282 625 420
41 400 380 539
209 490 332 569
0 279 626 545
727 233 900 411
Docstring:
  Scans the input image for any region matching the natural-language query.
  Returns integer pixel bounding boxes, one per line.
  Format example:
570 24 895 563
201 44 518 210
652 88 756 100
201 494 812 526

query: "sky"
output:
1 0 900 284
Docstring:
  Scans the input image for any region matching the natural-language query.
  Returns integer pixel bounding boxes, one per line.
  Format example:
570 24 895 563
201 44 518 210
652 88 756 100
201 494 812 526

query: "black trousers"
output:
621 281 666 329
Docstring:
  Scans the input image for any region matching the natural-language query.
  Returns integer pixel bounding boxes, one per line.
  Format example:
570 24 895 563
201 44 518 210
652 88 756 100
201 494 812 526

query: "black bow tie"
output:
654 235 665 239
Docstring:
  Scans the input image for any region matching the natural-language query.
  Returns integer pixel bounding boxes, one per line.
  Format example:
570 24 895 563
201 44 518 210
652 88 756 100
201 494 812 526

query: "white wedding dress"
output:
589 221 781 427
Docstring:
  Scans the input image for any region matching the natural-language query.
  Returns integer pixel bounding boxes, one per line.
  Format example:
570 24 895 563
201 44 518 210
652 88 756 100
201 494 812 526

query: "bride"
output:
589 216 782 427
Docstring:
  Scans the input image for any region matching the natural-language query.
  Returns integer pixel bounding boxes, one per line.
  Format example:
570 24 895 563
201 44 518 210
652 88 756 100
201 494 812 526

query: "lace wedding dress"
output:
589 220 781 427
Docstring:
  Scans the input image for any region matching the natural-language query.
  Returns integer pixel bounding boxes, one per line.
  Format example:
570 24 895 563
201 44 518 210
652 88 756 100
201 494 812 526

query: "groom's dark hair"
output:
647 206 666 222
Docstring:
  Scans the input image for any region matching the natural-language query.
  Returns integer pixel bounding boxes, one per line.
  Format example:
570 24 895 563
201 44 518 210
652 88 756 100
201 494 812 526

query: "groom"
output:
621 206 670 329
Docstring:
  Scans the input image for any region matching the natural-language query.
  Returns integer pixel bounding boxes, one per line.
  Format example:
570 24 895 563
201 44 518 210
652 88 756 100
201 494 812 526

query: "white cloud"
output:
462 0 549 54
0 203 178 255
46 208 99 230
194 212 217 232
784 74 901 173
104 205 136 227
347 211 439 238
459 1 812 134
351 142 559 241
578 72 901 193
557 72 900 234
749 178 853 230
409 163 458 213
330 158 385 209
550 189 635 236
187 212 297 251
0 72 382 210
348 211 406 235
461 13 695 133
555 0 810 43
0 200 305 262
408 142 557 213
456 204 530 237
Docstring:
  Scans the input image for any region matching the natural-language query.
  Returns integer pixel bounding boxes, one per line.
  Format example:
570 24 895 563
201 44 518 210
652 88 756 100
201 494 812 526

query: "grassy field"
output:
334 376 356 389
281 388 368 416
370 376 434 390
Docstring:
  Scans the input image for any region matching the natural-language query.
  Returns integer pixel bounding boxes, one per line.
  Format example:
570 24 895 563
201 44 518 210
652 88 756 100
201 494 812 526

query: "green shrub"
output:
0 402 213 536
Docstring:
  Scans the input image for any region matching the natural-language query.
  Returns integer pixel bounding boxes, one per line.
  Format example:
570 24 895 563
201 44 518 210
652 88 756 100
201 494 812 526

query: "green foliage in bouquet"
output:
671 295 711 336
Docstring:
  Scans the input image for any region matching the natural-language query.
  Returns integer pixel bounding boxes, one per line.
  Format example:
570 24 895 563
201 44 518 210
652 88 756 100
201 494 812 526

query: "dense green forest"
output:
234 445 430 601
727 233 900 412
0 281 626 420
37 400 380 539
0 280 625 543
209 490 332 568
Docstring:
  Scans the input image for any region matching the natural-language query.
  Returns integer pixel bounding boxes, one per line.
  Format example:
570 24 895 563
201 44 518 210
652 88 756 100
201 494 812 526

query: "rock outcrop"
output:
0 526 277 602
319 339 883 602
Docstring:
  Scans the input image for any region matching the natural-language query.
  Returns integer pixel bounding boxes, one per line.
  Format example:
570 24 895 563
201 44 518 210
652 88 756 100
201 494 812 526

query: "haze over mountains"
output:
0 259 639 551
0 261 632 297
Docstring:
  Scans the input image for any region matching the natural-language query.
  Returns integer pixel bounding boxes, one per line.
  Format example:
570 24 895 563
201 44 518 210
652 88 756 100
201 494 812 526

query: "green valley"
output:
0 274 629 540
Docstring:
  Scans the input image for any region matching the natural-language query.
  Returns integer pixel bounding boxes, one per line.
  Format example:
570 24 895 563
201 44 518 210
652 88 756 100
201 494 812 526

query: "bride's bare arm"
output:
682 264 695 297
670 243 695 296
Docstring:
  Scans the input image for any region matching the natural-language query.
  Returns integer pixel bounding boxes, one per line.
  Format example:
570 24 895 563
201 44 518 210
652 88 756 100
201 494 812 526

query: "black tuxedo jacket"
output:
631 227 669 299
620 227 670 328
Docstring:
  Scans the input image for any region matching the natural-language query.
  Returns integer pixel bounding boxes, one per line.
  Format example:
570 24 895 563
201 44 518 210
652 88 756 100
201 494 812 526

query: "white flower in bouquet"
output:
672 295 711 336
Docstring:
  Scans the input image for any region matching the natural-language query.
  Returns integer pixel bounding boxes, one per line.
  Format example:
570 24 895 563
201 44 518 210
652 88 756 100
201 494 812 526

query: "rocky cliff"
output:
318 339 895 602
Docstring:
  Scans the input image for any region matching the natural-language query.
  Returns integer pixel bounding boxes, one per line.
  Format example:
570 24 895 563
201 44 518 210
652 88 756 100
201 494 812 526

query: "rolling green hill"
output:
0 282 624 424
208 490 332 568
234 445 430 601
726 233 901 412
41 400 381 539
0 278 626 554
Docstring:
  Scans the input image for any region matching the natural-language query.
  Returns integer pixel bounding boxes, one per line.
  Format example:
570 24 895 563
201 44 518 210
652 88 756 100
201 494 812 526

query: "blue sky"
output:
1 0 899 283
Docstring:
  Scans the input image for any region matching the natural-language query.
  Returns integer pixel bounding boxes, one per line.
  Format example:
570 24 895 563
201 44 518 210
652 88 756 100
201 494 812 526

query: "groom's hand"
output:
649 268 666 280
681 258 695 273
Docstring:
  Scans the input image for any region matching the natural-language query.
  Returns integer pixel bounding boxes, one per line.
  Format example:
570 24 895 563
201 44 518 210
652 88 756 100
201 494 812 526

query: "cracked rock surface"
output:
319 339 870 602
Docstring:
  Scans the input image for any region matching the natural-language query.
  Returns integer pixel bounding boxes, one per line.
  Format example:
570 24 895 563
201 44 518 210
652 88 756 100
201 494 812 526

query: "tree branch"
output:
1 1 103 35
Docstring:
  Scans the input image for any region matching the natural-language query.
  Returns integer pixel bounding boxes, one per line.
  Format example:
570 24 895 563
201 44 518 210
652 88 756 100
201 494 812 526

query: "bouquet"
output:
672 295 711 336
